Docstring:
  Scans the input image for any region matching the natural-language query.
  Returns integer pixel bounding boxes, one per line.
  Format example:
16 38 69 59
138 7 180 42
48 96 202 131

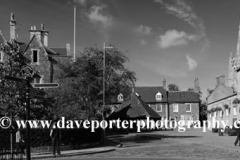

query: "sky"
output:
1 0 240 100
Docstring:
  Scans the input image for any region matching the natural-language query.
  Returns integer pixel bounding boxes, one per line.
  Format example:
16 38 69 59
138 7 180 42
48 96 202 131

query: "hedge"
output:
0 127 102 149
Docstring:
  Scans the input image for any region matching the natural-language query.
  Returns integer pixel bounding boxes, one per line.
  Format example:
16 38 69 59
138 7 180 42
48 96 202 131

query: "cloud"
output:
133 59 187 78
155 0 205 37
157 29 196 48
86 5 113 28
186 54 198 71
134 25 151 35
140 39 147 45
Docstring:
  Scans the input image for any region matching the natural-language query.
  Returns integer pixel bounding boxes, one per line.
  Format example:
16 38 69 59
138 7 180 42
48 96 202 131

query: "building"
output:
110 79 200 125
0 13 72 84
206 23 240 129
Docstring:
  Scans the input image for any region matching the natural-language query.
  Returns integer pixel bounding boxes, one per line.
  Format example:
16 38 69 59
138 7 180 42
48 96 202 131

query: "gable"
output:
207 84 236 104
135 86 167 103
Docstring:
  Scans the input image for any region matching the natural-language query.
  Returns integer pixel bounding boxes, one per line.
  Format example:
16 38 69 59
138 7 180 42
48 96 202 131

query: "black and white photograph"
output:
0 0 240 160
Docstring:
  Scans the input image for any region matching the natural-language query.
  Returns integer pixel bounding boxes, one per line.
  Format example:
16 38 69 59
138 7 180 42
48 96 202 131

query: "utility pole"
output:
73 6 76 62
26 77 31 160
102 43 113 144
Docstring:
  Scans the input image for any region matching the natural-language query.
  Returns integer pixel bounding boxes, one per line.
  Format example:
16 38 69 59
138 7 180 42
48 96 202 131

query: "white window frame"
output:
156 104 162 112
156 92 162 101
0 51 3 62
181 115 184 120
186 103 191 112
219 110 222 117
117 93 124 102
31 49 40 64
173 104 178 112
233 106 237 115
226 109 229 117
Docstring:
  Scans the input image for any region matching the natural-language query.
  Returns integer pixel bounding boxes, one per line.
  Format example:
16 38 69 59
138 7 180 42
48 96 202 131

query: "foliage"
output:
46 45 137 119
168 84 180 91
187 87 194 92
0 40 30 118
233 98 240 104
224 104 229 109
210 107 216 112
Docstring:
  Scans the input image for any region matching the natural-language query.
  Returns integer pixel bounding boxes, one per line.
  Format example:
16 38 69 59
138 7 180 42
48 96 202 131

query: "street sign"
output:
4 76 28 83
31 83 59 88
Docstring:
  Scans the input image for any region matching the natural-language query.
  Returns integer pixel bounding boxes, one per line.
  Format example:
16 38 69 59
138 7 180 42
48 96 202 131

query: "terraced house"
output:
206 23 240 129
111 79 200 125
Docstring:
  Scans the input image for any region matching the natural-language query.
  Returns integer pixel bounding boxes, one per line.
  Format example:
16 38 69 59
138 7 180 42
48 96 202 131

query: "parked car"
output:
226 126 237 136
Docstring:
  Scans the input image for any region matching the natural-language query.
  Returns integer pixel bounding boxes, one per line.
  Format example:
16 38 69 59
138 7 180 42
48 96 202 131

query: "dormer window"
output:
31 49 39 64
156 92 162 101
0 51 3 62
117 93 124 102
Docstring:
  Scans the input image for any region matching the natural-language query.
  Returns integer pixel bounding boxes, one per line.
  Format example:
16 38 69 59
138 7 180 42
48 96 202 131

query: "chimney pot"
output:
41 23 44 30
163 79 167 90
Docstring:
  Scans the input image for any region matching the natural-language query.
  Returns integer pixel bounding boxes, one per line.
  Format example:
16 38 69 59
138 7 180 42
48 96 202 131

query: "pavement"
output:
30 146 116 159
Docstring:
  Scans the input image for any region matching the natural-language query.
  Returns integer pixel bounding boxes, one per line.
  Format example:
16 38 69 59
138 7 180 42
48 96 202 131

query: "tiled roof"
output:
44 47 59 55
50 47 67 56
168 91 200 103
134 86 167 103
207 84 236 104
107 92 161 120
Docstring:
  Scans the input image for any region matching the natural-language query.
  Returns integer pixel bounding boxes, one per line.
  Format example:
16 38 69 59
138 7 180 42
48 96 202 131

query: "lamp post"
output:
102 42 113 144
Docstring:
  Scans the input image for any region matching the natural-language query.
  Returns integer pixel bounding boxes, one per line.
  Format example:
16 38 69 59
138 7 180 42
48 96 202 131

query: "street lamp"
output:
102 42 113 144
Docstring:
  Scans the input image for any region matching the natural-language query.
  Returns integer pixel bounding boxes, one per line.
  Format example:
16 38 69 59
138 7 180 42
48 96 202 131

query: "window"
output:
117 93 124 102
34 77 41 83
186 103 191 112
156 104 162 112
173 104 178 112
32 49 39 64
233 106 237 115
226 109 229 117
209 113 212 118
181 115 184 120
156 92 162 101
0 51 3 62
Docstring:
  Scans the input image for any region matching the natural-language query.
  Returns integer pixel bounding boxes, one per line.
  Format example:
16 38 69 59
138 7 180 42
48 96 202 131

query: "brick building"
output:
0 13 71 84
111 79 200 125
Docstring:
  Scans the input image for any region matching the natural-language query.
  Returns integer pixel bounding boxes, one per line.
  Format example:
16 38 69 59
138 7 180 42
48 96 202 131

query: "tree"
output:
46 45 137 119
187 87 194 92
0 37 51 120
168 84 180 91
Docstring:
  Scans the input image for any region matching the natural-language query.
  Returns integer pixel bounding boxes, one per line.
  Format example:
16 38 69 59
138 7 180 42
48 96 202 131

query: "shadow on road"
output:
107 132 202 145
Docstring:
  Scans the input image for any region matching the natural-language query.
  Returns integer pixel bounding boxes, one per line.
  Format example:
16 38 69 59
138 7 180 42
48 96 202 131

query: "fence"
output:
0 148 23 160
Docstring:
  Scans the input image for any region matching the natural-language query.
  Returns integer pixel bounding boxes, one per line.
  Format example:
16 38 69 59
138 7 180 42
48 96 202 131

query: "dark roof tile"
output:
108 92 161 120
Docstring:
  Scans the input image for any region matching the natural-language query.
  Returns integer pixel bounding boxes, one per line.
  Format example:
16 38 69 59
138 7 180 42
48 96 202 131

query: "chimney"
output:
216 74 225 85
66 43 71 56
41 23 49 46
29 24 49 46
9 13 16 41
163 79 167 90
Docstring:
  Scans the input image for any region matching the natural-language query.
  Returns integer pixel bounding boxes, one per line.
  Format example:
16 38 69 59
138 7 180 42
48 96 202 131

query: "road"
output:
46 128 240 160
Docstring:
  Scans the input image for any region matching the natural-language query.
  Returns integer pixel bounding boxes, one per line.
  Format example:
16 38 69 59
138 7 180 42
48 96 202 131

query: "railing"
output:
0 148 24 160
